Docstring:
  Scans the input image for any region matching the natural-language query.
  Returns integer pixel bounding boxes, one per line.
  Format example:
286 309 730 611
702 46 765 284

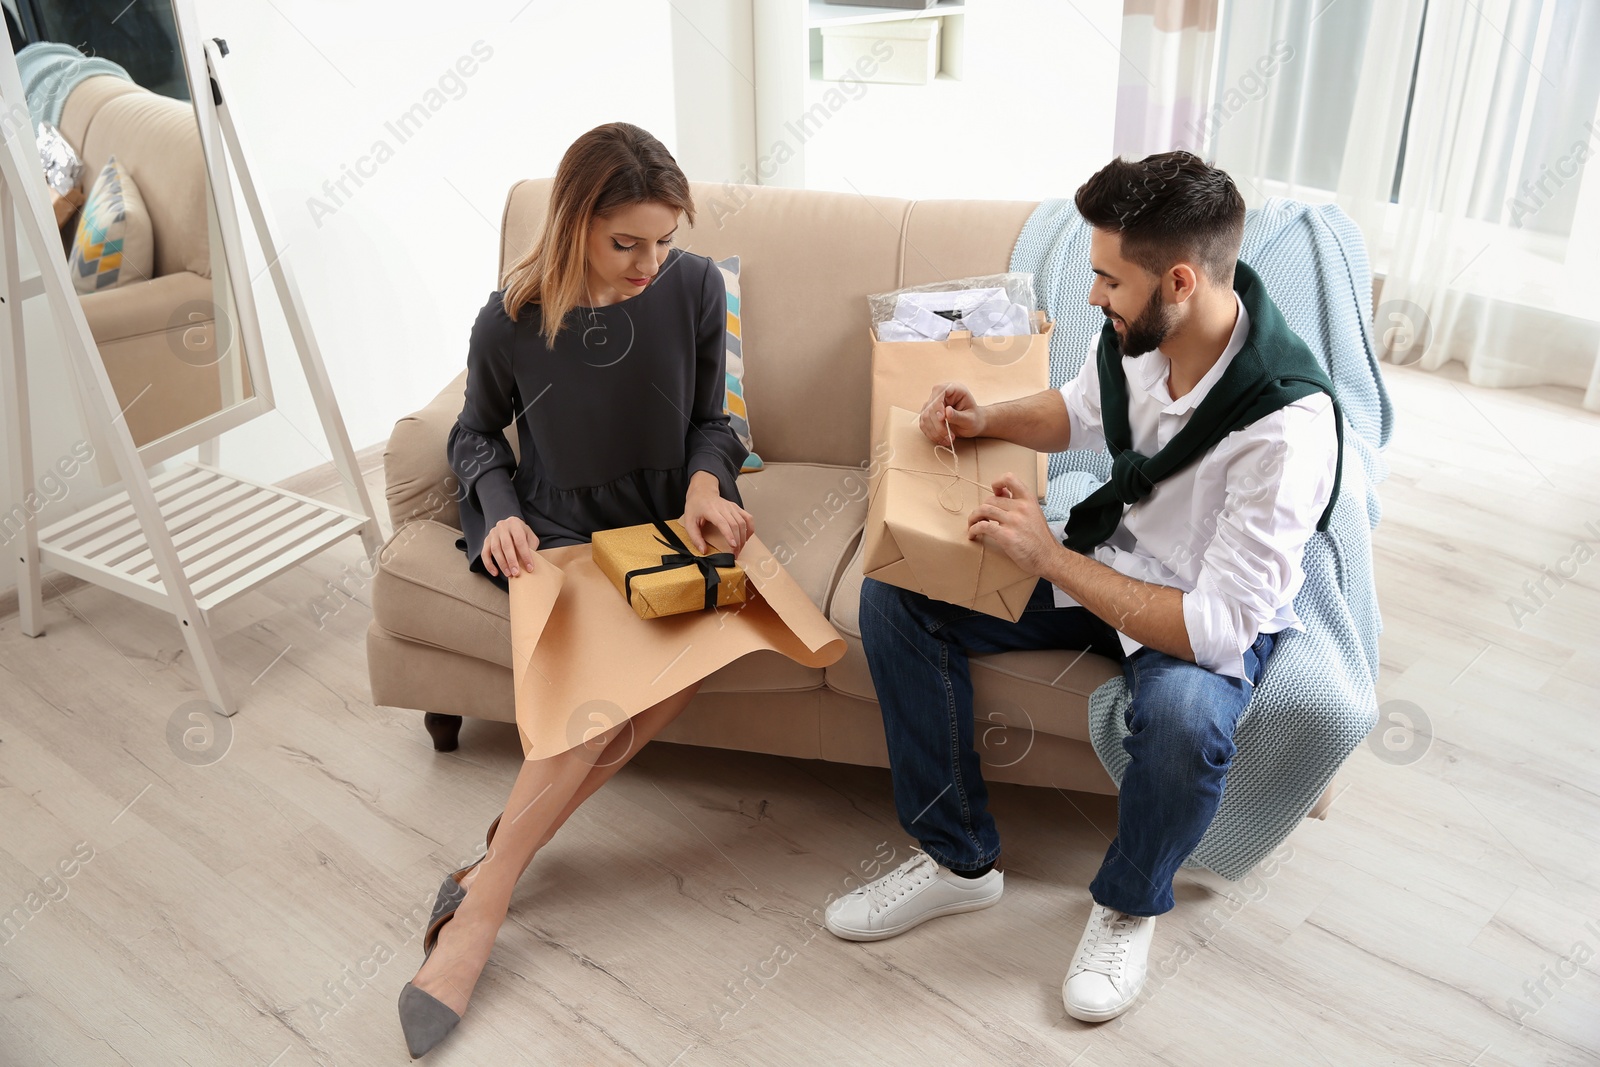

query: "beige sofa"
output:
371 178 1341 817
371 175 1131 796
377 177 1350 819
57 73 224 449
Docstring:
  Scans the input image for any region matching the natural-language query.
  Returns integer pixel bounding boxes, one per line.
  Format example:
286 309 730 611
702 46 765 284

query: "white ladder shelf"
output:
0 20 381 714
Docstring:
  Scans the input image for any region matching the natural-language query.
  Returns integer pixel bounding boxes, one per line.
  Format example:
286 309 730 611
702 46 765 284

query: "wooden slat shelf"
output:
37 463 367 615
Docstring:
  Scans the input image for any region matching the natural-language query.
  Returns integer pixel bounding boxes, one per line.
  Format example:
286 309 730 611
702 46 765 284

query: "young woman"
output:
398 122 754 1058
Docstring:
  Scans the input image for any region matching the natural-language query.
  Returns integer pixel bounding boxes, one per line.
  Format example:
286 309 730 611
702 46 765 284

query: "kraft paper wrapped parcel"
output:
864 405 1042 623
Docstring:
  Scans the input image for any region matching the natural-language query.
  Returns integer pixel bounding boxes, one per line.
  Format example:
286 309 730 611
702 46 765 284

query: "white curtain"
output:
1214 0 1600 411
1114 0 1221 158
1207 0 1378 198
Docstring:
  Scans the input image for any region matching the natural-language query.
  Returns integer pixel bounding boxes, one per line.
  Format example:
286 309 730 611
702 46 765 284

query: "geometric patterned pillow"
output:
70 155 153 294
714 254 763 473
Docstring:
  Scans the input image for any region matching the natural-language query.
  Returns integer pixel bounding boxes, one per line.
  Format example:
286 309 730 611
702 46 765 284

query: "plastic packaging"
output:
36 121 82 197
869 272 1038 338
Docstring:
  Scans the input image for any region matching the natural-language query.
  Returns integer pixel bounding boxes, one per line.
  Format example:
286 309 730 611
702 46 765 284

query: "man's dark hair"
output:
1073 151 1246 285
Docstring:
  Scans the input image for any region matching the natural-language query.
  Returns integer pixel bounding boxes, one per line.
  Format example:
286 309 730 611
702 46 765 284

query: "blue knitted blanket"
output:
1010 197 1393 879
17 42 132 131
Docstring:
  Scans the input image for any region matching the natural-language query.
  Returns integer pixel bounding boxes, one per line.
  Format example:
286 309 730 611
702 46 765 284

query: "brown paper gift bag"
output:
869 310 1053 500
864 405 1041 622
592 517 747 619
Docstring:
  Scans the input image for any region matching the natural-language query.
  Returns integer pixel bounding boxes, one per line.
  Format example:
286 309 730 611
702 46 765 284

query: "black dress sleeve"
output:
447 291 524 574
683 258 749 503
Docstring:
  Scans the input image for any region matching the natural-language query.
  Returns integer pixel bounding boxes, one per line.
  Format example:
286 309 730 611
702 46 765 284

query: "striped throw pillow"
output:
715 255 762 473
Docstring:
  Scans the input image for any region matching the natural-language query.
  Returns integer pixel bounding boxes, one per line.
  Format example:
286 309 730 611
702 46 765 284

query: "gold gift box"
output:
592 518 748 620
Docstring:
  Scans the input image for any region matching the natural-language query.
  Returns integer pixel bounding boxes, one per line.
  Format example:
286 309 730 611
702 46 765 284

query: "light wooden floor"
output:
1 362 1596 1067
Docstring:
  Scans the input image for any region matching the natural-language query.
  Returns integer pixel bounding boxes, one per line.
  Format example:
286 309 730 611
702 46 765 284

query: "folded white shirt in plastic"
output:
960 290 1032 337
875 318 943 342
889 300 957 340
896 287 1005 318
886 287 1032 339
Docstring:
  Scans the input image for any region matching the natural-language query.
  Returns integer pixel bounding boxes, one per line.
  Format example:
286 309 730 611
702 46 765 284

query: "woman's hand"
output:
682 471 754 555
919 381 987 445
482 515 539 578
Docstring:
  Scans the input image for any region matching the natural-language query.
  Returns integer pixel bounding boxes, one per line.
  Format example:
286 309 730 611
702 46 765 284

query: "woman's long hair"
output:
501 123 696 347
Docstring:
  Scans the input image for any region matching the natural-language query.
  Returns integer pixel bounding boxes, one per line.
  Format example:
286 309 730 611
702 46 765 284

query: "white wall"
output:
0 0 688 599
756 0 1122 202
806 0 1122 201
196 0 681 485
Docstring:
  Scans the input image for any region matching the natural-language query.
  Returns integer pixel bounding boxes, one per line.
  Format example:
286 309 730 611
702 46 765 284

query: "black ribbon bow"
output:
622 519 738 613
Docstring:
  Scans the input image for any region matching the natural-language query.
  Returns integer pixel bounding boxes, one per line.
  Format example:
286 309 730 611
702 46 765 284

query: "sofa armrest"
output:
385 371 526 532
384 371 468 531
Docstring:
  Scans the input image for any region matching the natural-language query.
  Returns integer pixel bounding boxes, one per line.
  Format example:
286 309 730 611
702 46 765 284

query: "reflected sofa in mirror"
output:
15 1 250 451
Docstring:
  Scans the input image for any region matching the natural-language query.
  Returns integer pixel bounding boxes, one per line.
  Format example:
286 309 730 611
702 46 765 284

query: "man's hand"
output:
919 381 987 445
968 471 1060 576
483 515 539 578
682 470 755 555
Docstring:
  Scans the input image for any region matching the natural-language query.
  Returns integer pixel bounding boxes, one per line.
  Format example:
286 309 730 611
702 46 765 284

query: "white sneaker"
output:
1062 904 1155 1022
824 849 1003 942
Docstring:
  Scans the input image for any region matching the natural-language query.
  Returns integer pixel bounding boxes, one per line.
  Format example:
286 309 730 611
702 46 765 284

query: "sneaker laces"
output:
862 850 938 914
1075 907 1140 979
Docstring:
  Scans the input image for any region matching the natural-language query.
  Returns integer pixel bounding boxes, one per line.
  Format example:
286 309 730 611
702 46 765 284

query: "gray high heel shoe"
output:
397 982 460 1059
421 814 502 953
398 814 502 1059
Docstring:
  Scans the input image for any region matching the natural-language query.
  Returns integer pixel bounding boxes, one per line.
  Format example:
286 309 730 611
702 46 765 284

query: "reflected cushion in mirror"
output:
70 154 153 293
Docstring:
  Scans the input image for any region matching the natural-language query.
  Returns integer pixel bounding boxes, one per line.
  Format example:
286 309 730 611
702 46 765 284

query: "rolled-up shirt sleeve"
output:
1181 394 1339 678
683 258 749 503
447 292 523 571
1057 339 1107 454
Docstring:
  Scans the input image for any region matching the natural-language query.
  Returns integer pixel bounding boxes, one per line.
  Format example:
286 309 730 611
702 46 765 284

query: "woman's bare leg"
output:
462 679 703 888
407 680 702 1015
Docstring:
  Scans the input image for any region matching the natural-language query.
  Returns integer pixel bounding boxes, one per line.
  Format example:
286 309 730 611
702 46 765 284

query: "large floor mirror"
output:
1 0 379 715
8 0 269 467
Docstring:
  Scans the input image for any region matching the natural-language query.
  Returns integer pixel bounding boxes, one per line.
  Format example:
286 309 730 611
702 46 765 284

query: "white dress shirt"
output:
1049 293 1339 679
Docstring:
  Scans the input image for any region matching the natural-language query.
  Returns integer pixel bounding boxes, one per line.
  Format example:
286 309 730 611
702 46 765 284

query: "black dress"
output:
448 246 749 589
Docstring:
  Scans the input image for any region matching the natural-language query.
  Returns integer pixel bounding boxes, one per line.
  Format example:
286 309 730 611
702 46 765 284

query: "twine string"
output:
915 409 1001 512
867 406 1016 613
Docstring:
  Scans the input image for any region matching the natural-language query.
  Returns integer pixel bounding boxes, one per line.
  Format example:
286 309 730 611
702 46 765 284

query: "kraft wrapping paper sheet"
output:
863 405 1040 622
509 530 846 760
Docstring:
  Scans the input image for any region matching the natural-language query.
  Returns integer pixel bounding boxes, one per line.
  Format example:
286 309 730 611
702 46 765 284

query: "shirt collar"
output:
1133 292 1250 414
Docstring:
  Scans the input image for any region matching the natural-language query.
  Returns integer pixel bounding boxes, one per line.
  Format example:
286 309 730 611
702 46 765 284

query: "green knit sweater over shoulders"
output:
1062 259 1344 554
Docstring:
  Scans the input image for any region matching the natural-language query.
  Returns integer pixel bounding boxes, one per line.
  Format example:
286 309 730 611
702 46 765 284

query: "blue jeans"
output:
857 575 1275 917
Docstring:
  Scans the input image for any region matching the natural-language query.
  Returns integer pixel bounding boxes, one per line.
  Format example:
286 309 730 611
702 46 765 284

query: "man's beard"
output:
1108 285 1176 357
